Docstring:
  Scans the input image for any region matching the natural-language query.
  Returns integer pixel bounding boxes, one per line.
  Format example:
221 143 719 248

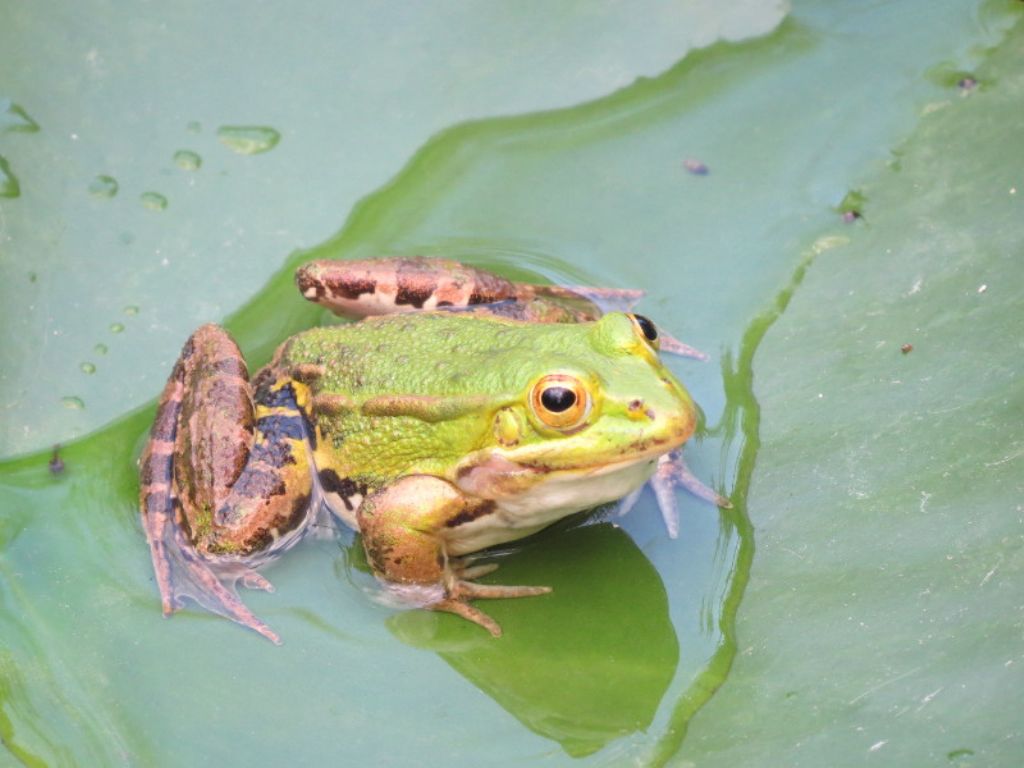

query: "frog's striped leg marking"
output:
357 475 549 638
295 256 521 318
139 359 185 616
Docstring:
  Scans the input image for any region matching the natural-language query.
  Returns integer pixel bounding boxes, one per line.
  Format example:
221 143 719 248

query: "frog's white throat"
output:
324 453 661 556
446 453 659 555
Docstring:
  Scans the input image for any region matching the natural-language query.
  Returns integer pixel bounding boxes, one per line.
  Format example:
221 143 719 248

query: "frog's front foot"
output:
616 451 731 537
358 476 552 637
431 580 552 638
426 559 550 637
649 451 731 538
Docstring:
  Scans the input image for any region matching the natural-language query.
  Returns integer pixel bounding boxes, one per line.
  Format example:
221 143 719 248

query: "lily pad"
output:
679 11 1024 766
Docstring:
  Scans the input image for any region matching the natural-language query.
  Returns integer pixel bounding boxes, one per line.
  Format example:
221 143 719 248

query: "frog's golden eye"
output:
530 374 592 431
629 314 660 349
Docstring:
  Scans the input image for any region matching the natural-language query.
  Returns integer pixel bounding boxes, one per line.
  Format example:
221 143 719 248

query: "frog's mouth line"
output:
455 433 684 501
501 431 687 476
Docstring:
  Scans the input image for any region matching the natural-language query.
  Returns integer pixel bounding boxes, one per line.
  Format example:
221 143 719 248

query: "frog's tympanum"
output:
140 257 727 643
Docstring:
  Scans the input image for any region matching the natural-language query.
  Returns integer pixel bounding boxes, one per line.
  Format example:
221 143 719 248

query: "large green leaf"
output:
679 13 1024 767
1 1 1021 766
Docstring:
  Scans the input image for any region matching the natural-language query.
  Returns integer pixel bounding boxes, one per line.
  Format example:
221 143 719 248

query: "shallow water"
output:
2 1 1022 766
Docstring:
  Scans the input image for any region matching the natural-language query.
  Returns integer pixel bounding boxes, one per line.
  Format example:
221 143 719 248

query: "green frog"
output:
140 257 725 643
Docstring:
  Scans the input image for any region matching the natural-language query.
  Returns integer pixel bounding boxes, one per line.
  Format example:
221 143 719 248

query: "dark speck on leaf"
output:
49 445 64 474
901 343 913 354
683 158 709 176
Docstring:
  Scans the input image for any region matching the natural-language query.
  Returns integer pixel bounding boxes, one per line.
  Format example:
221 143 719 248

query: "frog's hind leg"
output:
295 257 520 319
140 360 276 641
139 359 186 616
141 325 314 644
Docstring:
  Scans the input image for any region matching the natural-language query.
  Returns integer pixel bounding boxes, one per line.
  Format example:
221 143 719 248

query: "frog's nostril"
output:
627 399 656 421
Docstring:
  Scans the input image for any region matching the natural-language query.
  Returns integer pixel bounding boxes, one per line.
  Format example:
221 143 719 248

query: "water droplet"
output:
187 120 202 133
217 125 281 155
173 149 202 171
80 361 96 374
94 343 108 355
0 98 40 133
28 271 37 283
123 305 139 316
61 396 85 410
110 322 125 333
0 155 20 198
89 174 119 198
140 191 168 211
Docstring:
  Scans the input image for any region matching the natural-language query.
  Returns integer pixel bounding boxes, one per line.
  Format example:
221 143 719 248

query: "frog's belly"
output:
445 457 659 556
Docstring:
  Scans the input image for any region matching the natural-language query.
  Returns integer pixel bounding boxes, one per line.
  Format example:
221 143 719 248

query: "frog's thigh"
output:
172 325 312 554
172 324 255 522
357 475 479 584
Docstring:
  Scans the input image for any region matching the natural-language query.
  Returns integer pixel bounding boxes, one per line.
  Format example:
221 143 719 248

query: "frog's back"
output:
280 312 591 398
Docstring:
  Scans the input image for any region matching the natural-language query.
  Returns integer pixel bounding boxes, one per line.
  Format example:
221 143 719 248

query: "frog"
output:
140 256 727 643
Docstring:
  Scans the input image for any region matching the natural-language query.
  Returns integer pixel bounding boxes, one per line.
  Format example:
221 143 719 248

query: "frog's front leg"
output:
140 324 314 644
618 451 732 538
357 476 550 637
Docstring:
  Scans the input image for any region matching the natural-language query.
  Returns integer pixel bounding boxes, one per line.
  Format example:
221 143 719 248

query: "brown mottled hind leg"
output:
140 324 314 644
295 257 709 357
295 256 521 318
357 475 549 637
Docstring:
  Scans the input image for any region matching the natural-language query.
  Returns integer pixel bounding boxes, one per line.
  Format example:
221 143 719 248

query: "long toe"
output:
431 599 502 637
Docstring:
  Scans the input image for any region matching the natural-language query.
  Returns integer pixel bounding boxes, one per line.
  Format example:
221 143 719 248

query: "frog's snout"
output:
622 385 695 448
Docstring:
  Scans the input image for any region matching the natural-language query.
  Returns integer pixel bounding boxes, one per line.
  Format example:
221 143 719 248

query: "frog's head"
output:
455 312 697 519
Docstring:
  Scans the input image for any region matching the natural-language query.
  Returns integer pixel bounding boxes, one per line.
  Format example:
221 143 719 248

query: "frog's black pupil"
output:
634 314 658 342
541 386 576 413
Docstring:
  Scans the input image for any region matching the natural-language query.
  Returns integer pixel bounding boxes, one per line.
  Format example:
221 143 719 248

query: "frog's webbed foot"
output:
616 452 731 538
541 284 645 313
149 510 282 644
658 333 709 361
431 574 551 638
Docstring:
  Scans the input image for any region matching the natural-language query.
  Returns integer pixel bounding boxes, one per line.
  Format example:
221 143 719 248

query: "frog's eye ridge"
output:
631 314 659 343
530 374 591 431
